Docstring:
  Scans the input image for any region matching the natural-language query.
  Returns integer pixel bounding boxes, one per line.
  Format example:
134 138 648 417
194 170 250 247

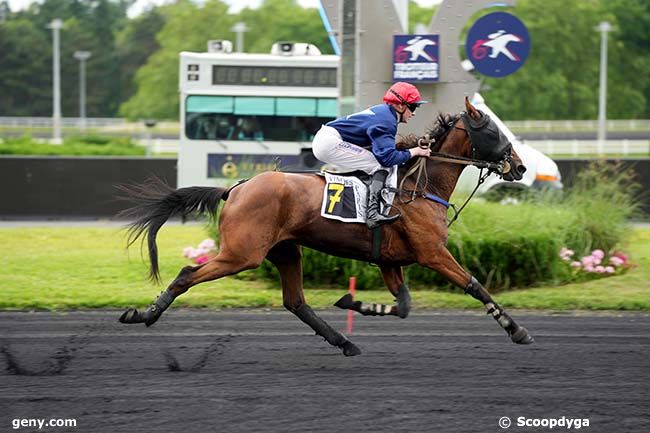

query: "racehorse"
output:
119 98 533 356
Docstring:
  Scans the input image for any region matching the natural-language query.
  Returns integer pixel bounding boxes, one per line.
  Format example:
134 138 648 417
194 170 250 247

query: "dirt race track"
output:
1 309 649 433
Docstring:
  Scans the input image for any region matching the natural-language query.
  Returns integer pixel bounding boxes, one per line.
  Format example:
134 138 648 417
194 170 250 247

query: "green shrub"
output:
0 135 145 156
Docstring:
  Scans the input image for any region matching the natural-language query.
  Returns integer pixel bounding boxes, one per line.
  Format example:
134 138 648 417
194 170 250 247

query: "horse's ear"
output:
464 96 481 120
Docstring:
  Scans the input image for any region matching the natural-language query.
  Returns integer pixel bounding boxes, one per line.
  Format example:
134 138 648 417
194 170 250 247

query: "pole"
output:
74 51 91 131
48 19 63 144
80 57 86 130
231 22 249 53
346 276 356 335
596 21 613 153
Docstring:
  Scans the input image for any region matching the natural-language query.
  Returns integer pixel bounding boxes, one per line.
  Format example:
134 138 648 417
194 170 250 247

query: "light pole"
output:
48 18 63 144
144 120 157 157
231 22 249 53
595 21 613 153
74 51 91 131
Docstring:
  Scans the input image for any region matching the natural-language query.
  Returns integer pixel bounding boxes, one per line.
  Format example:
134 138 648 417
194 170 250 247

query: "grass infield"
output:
0 226 648 311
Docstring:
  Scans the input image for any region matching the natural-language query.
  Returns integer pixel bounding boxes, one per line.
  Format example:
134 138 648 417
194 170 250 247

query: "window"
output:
185 96 336 141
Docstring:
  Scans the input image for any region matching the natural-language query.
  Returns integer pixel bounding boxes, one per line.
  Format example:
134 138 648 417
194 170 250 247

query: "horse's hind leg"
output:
334 265 411 319
420 247 534 344
267 242 361 356
120 250 265 327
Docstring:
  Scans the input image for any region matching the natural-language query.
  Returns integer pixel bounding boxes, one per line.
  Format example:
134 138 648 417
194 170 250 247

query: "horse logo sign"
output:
465 12 530 78
393 34 439 82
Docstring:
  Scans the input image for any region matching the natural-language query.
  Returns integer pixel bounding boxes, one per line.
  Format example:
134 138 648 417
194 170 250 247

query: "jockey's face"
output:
397 103 415 124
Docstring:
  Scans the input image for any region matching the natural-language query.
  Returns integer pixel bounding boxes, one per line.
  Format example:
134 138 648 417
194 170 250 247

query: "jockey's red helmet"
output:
383 82 427 107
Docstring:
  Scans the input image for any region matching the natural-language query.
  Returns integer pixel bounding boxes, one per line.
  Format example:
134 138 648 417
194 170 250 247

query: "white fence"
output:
2 117 649 133
2 117 649 156
524 139 649 156
0 117 177 133
508 119 650 132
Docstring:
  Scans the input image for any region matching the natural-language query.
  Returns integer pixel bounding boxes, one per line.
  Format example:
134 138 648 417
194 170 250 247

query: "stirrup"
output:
366 213 399 229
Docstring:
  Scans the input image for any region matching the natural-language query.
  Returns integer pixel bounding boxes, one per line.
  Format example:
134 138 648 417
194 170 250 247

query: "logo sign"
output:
392 34 439 82
207 154 301 178
465 12 530 77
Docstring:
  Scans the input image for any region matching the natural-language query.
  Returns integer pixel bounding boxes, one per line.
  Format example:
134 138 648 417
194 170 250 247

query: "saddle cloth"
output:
320 167 397 223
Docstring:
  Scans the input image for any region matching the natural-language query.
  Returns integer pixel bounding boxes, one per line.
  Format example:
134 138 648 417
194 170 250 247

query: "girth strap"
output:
372 227 382 262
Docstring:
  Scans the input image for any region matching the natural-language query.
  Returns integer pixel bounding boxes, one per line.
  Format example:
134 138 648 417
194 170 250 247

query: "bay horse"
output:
119 97 533 356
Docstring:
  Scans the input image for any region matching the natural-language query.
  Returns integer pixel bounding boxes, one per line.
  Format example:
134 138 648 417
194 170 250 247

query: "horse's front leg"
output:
420 247 534 344
334 265 411 319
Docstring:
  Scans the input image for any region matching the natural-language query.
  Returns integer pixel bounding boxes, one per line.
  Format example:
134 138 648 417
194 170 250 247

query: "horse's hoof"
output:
119 308 143 324
334 293 354 310
340 341 362 356
144 310 160 327
511 327 534 344
395 284 411 319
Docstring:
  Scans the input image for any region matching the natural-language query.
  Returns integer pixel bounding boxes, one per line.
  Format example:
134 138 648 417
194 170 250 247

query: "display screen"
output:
212 65 336 87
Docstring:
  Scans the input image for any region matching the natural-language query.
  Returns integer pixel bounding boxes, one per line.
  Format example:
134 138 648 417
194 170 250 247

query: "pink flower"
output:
198 238 216 251
594 265 606 273
570 261 582 268
560 248 575 260
604 266 615 274
613 251 628 264
195 255 211 265
583 264 595 273
609 256 624 267
591 249 605 260
187 248 209 259
182 246 194 258
581 256 595 267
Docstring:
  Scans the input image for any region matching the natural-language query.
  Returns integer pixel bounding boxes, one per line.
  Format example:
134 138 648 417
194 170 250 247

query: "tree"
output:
0 18 50 116
0 0 131 117
602 0 650 118
408 0 436 33
479 0 648 120
115 8 164 105
119 0 238 119
238 0 332 55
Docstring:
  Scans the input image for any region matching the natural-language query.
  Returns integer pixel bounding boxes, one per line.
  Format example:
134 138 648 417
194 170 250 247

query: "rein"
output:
395 130 509 227
418 133 510 173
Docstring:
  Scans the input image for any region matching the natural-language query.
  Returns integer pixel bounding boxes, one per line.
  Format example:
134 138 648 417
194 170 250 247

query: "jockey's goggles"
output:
389 89 423 113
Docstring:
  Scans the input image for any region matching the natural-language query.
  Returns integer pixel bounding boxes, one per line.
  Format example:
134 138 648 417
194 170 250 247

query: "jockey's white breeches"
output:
311 125 383 174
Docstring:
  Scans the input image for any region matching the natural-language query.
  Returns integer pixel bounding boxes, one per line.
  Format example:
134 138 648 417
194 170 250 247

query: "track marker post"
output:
347 277 356 335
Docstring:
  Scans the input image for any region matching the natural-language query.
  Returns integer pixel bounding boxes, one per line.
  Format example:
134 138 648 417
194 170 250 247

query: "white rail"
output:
524 139 649 156
2 117 649 133
508 119 650 132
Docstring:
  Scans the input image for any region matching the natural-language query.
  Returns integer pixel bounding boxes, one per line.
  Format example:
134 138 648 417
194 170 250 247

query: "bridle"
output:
418 118 512 175
396 115 514 227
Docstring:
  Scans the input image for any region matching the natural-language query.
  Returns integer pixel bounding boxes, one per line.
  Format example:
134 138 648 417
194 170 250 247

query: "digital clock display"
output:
212 65 337 87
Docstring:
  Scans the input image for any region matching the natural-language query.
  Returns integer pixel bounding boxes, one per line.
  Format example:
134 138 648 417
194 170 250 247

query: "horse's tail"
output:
117 177 228 283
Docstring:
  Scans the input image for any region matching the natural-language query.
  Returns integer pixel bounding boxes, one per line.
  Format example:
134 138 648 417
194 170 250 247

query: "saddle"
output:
317 168 397 223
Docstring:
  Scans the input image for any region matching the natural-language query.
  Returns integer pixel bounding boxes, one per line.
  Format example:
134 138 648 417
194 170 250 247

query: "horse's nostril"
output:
517 165 527 175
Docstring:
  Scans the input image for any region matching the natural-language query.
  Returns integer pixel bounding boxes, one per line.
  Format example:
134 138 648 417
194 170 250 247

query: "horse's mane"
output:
396 112 462 176
396 112 461 152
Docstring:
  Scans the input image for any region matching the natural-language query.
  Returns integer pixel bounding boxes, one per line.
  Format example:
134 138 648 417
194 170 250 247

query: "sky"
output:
7 0 443 18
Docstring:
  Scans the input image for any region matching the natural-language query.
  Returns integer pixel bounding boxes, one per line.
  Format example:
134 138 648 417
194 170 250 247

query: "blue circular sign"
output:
465 12 530 78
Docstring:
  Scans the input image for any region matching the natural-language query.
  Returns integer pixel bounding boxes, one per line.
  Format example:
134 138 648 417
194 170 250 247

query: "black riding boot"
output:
366 169 399 229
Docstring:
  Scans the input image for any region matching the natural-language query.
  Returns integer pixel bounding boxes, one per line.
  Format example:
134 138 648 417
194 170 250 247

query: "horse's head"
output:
461 97 526 181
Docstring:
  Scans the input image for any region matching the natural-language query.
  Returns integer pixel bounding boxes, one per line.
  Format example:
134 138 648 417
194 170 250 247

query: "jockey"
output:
312 82 431 229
